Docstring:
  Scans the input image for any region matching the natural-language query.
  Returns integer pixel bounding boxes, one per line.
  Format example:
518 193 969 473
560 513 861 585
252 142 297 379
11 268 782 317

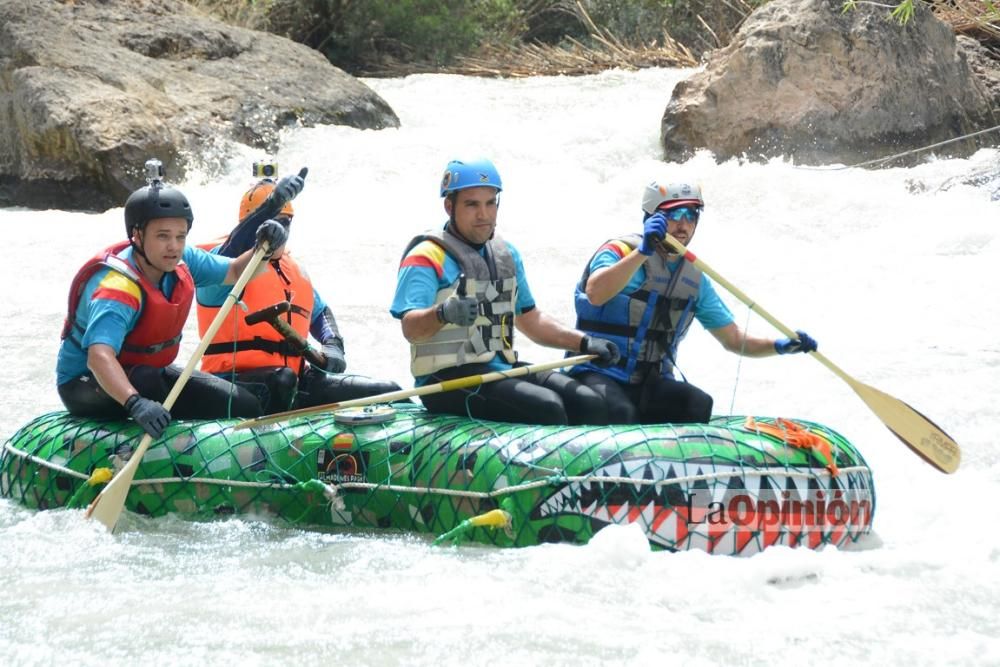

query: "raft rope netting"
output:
1 408 871 552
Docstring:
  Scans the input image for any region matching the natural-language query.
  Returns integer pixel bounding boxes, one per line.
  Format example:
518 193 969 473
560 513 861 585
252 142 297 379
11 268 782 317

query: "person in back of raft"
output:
194 166 401 414
390 157 619 425
55 167 288 438
570 180 818 424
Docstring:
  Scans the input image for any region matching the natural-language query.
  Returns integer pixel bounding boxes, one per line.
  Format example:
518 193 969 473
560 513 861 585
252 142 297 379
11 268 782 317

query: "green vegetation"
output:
190 0 998 76
191 0 755 74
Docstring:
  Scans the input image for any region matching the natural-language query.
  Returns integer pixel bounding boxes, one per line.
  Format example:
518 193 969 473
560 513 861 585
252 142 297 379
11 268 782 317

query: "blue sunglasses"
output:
661 206 701 223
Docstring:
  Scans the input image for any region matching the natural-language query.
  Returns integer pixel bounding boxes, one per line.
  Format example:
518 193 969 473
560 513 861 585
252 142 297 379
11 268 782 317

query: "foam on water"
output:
1 68 998 665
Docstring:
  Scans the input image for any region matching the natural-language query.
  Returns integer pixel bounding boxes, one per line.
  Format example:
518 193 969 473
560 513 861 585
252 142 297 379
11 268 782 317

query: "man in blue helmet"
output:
570 179 818 424
56 166 288 438
390 157 619 425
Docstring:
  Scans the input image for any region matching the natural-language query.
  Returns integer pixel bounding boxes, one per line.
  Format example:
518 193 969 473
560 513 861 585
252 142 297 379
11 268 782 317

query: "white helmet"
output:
641 180 704 214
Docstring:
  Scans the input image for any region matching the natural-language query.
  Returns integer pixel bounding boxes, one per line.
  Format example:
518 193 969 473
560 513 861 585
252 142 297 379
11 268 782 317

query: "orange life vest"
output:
63 240 194 368
197 240 314 374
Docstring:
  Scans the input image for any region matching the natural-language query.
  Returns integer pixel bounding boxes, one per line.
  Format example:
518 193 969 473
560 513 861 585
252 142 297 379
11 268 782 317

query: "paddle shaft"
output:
661 233 960 473
234 354 596 430
662 234 867 379
86 244 272 530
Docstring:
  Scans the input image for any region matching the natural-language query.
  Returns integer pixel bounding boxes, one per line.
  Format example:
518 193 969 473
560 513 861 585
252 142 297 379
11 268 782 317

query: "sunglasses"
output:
661 206 701 223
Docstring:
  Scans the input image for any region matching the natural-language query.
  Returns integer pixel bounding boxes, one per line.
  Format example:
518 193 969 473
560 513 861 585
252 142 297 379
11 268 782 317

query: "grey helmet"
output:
641 180 704 214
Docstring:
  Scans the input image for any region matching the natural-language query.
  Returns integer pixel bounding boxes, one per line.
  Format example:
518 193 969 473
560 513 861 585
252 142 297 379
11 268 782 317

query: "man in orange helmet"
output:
196 167 400 413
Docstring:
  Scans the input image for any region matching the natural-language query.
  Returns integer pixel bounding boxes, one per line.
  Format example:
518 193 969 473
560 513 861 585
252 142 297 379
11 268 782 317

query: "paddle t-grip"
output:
245 301 292 327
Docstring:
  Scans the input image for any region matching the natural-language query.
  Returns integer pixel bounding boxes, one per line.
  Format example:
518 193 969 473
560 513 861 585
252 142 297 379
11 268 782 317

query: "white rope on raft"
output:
3 441 870 502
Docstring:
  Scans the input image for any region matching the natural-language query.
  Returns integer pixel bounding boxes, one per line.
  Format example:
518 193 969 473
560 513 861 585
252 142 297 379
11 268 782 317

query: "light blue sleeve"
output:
506 243 535 313
56 270 141 384
184 246 230 287
391 265 442 319
695 275 735 330
311 286 328 321
80 268 140 353
589 247 645 295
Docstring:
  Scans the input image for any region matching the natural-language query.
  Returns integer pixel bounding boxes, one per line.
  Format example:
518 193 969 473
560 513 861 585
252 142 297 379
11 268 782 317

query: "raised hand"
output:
274 170 306 203
640 212 667 256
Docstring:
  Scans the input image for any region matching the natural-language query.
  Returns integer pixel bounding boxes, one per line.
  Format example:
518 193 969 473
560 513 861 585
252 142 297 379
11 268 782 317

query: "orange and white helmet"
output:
239 181 294 221
641 180 704 214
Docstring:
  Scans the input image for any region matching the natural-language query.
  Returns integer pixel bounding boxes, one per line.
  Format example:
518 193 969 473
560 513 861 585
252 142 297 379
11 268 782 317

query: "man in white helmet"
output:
390 157 620 425
570 180 817 424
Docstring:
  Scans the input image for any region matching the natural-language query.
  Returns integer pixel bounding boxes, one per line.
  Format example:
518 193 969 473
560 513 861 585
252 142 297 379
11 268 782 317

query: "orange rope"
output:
744 416 840 476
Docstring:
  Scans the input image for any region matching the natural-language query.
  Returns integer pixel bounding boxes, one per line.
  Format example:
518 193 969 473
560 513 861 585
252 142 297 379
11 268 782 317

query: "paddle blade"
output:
848 379 960 474
84 434 151 531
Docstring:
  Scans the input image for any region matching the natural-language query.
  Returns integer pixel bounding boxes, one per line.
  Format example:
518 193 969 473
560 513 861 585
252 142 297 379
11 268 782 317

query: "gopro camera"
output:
144 158 164 186
252 160 278 179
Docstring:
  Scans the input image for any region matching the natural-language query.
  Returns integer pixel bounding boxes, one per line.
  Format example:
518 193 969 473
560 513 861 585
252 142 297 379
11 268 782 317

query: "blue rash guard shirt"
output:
56 245 230 385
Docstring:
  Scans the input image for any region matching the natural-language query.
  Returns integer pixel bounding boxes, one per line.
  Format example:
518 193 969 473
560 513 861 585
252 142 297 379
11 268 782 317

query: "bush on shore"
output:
189 0 999 76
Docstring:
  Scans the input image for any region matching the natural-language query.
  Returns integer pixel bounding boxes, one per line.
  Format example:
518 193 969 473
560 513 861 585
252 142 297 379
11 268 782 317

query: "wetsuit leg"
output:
128 365 263 419
638 375 713 424
420 364 569 425
295 367 403 408
57 374 125 418
222 367 299 414
532 370 610 425
573 371 640 424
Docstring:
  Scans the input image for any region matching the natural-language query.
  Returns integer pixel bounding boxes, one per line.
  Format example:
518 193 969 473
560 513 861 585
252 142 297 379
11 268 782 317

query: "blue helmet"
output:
439 158 503 197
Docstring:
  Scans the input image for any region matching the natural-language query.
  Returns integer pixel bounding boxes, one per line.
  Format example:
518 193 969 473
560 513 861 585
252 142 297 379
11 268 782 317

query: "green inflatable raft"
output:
1 404 875 555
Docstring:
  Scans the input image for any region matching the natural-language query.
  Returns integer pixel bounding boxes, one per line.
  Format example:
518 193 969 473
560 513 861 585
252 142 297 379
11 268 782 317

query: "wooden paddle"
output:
661 233 961 474
233 354 596 431
85 243 273 531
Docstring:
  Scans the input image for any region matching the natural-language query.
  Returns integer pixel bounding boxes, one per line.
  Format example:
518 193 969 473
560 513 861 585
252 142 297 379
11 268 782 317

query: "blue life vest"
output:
573 233 701 384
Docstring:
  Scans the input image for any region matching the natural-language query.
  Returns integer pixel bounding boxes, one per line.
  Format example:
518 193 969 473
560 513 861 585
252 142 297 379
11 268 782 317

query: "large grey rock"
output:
0 0 399 211
661 0 999 165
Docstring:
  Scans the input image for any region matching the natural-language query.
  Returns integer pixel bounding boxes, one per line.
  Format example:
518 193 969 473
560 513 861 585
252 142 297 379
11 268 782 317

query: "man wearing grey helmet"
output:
56 166 288 438
570 179 818 424
390 157 619 426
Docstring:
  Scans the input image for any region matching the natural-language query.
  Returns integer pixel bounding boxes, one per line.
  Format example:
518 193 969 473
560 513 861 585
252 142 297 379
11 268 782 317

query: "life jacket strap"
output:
204 337 302 358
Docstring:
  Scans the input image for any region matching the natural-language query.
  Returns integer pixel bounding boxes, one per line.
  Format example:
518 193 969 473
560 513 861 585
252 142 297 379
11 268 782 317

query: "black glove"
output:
124 394 171 439
255 219 288 257
274 172 305 203
580 335 620 368
436 295 480 327
774 330 818 355
321 337 347 373
640 212 667 256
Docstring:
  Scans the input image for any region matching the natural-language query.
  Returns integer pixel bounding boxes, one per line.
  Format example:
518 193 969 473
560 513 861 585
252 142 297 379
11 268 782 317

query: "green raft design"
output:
1 405 875 555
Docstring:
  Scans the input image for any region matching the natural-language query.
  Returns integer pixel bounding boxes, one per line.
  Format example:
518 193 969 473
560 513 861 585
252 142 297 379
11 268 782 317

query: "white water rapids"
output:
1 68 998 665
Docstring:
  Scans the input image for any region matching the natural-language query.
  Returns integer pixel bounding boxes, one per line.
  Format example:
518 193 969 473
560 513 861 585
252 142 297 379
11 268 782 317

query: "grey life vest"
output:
403 227 519 376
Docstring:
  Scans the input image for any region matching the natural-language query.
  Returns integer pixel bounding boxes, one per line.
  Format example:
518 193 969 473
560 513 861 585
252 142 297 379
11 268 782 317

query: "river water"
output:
1 68 998 665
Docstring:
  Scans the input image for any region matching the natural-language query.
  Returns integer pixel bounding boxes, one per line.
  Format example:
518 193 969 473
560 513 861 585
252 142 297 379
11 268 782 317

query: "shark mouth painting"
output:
530 457 875 555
